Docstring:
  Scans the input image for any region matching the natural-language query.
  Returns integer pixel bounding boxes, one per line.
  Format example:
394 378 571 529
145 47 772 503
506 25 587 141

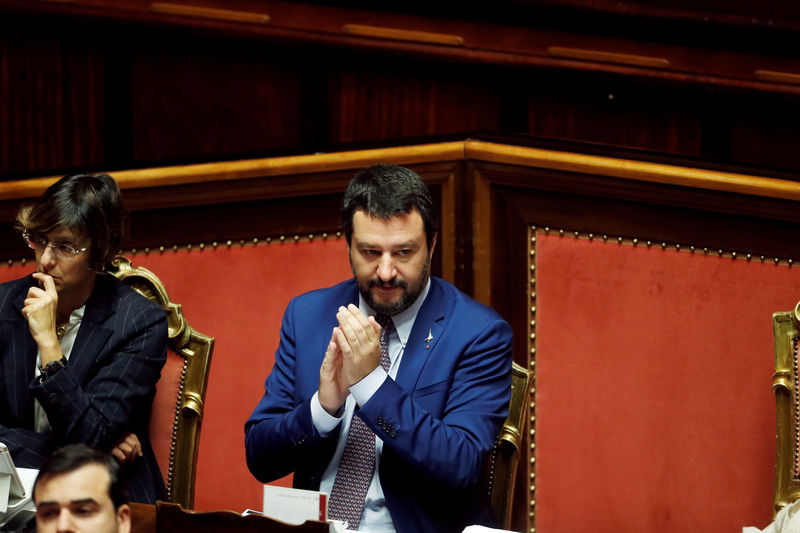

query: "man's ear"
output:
117 503 131 533
429 233 438 258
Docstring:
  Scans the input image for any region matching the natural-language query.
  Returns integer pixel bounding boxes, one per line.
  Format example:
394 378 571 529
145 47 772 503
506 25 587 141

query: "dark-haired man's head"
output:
341 164 439 316
341 163 438 249
33 444 130 533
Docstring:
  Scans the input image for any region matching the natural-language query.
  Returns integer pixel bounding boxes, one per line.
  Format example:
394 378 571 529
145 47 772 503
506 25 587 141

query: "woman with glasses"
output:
0 173 168 504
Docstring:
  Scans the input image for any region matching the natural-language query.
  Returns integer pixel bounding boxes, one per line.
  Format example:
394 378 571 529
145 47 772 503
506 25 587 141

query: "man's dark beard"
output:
355 255 430 316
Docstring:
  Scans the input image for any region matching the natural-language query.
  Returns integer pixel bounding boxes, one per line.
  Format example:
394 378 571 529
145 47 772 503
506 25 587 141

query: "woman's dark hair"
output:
15 173 127 269
33 444 127 510
341 164 439 248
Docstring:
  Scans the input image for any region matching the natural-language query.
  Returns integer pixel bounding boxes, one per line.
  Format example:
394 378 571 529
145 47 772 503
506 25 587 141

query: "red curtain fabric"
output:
535 232 798 532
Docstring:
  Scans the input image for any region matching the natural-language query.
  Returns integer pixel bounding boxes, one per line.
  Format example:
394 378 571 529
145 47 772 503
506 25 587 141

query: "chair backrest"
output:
773 302 800 515
487 361 532 529
109 256 214 509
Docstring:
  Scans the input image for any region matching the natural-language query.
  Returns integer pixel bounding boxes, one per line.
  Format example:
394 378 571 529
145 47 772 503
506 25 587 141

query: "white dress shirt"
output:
311 278 431 532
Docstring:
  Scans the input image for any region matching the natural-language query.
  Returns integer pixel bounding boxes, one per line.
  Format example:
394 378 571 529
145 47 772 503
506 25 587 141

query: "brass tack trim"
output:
538 225 797 266
793 337 800 480
527 225 538 529
110 231 345 258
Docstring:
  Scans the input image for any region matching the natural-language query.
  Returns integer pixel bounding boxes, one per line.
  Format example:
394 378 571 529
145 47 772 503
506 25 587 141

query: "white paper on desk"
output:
262 485 328 524
0 467 37 530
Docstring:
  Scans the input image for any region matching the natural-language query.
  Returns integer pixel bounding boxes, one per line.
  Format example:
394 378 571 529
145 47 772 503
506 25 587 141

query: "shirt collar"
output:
69 304 86 325
359 277 432 348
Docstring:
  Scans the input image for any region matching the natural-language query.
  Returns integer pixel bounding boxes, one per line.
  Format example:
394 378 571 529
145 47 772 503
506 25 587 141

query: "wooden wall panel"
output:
129 37 309 163
0 147 464 281
526 72 707 158
4 1 800 184
328 60 505 145
728 92 800 172
0 17 107 175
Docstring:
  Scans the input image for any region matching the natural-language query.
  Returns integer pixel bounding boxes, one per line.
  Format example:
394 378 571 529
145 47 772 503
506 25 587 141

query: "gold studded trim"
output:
2 231 344 267
794 337 800 481
533 226 796 265
528 227 538 533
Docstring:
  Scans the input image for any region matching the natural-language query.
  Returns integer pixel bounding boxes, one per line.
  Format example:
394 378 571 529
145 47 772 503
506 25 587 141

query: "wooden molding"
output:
755 69 800 85
464 140 800 201
0 142 466 202
342 24 464 47
149 3 270 24
4 138 800 216
473 167 492 306
546 46 670 68
439 168 457 284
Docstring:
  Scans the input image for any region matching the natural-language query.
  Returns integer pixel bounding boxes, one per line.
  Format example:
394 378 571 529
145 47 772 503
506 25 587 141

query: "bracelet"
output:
38 357 67 383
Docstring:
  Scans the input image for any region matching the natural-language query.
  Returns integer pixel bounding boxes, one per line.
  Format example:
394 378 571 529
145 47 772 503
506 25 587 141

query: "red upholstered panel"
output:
0 239 351 513
535 233 799 532
128 239 351 512
0 262 33 284
150 348 183 487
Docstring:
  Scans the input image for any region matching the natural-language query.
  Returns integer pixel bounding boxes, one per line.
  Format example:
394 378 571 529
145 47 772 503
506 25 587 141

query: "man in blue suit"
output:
245 164 513 533
0 173 167 504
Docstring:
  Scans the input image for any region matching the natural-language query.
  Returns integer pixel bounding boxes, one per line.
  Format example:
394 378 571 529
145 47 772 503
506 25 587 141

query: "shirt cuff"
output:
350 366 388 407
310 391 343 436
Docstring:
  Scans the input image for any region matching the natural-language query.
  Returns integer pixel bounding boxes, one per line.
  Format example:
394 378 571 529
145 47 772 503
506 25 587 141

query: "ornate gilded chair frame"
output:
773 302 800 514
109 256 214 509
487 361 532 529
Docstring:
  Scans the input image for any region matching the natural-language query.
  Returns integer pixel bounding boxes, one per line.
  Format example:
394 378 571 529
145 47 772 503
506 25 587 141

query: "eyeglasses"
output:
23 231 87 260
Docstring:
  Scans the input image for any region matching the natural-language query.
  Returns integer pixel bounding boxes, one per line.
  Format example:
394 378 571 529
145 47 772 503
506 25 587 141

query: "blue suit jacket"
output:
245 277 513 533
0 273 168 503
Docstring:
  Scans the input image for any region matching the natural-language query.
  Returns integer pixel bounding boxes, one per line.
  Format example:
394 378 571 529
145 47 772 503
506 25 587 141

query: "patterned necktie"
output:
328 314 394 530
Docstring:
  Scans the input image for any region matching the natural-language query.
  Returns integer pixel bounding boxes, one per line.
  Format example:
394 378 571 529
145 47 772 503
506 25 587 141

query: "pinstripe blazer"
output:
0 273 168 503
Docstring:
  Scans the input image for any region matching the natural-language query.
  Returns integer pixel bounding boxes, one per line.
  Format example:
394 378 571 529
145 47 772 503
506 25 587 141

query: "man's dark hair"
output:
15 173 127 269
33 444 127 510
341 163 439 248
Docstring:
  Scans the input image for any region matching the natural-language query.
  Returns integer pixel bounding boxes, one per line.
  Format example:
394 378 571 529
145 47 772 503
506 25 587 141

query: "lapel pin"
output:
425 329 433 349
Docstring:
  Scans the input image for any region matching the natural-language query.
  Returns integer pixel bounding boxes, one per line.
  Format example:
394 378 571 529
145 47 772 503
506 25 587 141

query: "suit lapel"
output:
395 278 447 390
68 275 114 381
